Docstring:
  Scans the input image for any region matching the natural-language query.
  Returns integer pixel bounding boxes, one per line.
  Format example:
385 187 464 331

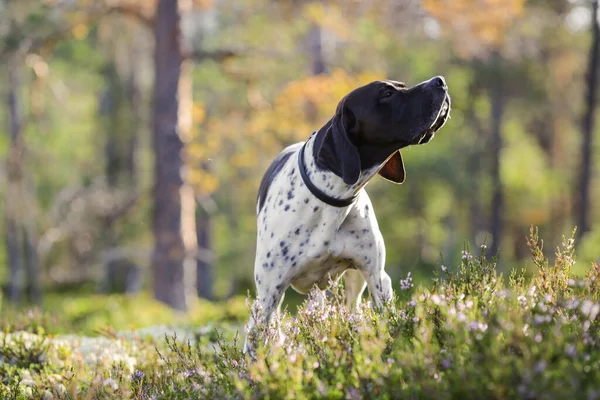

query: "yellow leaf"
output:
189 169 220 195
72 24 89 40
422 0 526 54
192 102 206 124
304 3 326 24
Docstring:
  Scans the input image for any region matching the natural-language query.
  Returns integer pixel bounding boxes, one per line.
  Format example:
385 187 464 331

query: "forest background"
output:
0 0 599 319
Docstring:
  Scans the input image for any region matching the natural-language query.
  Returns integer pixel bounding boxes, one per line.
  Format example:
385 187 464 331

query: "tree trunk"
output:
6 56 24 304
196 203 213 300
126 49 142 188
576 0 599 240
549 111 568 250
100 63 120 292
488 59 505 258
151 0 188 311
464 83 485 245
6 218 21 303
23 229 41 304
124 46 143 293
308 23 327 75
99 46 144 293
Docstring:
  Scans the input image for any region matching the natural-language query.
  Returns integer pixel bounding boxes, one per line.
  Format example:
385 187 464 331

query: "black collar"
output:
298 142 358 207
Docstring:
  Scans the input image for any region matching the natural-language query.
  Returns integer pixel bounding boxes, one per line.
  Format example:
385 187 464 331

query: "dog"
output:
244 76 451 353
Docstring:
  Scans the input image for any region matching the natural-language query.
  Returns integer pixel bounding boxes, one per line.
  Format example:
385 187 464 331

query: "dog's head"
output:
315 76 451 185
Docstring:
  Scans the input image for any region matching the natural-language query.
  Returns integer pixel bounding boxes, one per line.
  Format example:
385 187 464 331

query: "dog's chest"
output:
258 157 349 245
256 145 382 294
258 153 349 241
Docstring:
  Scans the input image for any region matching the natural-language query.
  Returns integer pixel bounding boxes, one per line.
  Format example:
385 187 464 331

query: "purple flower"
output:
132 370 145 381
400 272 414 291
534 360 547 374
565 344 577 358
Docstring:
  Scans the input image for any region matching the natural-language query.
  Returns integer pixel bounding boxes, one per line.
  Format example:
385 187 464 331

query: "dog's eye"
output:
381 91 394 99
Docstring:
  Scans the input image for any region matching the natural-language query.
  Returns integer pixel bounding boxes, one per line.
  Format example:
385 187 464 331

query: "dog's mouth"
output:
415 94 451 145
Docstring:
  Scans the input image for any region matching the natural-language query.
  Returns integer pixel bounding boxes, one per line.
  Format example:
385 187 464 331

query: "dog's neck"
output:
303 130 379 202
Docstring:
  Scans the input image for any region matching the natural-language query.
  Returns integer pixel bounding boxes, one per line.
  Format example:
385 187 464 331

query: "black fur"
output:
257 151 294 213
312 77 450 184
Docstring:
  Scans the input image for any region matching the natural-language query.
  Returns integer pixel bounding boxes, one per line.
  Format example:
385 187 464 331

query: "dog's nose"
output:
429 76 446 88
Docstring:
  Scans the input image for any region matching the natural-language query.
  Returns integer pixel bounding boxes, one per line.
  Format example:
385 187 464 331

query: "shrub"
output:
1 228 599 399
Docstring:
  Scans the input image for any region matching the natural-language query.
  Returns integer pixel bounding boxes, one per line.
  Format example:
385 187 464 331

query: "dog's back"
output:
256 142 303 215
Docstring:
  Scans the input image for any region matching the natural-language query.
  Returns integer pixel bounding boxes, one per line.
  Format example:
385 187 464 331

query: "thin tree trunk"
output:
226 181 242 298
6 218 21 303
464 83 485 245
126 108 141 186
489 59 505 258
101 63 119 292
126 49 142 188
549 111 567 250
576 0 600 240
102 221 119 292
151 0 188 311
179 57 199 304
100 37 145 293
125 45 143 293
23 229 41 304
6 56 24 304
196 202 213 300
308 23 326 75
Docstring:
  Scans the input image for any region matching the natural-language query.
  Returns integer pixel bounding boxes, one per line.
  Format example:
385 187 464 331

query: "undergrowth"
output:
0 294 248 335
1 227 599 399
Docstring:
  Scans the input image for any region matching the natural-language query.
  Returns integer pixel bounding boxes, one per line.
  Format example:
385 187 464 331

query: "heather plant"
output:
1 228 599 399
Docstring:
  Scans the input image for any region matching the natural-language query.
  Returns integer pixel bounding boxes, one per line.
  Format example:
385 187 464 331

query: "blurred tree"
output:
5 52 28 304
1 2 60 304
150 0 190 310
576 0 599 240
307 20 327 75
151 0 240 308
0 0 596 302
97 14 148 295
178 0 201 303
195 194 215 300
423 0 526 258
488 54 506 259
98 51 143 293
512 0 585 254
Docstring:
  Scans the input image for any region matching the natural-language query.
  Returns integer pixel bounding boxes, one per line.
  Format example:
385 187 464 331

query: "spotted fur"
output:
244 76 451 354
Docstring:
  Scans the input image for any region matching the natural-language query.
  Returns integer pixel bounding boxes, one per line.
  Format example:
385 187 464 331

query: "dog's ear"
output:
378 151 405 184
317 105 361 185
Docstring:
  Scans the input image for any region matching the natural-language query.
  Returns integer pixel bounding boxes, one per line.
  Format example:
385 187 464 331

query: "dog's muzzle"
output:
416 93 451 145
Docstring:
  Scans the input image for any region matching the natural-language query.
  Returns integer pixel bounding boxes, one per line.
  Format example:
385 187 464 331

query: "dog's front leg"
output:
366 269 394 310
363 243 394 310
243 262 287 354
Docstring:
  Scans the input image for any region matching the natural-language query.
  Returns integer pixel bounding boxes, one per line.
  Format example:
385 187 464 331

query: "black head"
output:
314 76 451 185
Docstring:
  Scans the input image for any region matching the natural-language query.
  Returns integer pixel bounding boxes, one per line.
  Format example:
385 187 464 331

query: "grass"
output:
1 227 599 399
0 293 249 336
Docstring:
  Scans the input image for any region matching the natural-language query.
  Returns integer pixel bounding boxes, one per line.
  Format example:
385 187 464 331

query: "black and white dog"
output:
244 76 451 353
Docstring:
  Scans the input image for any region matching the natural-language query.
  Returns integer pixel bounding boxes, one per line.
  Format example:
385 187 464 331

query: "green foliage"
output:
0 1 597 396
0 231 599 398
0 0 596 300
0 294 249 335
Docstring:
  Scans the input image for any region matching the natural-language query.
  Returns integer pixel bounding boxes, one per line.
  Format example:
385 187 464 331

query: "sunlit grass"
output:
1 227 599 399
1 292 248 336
